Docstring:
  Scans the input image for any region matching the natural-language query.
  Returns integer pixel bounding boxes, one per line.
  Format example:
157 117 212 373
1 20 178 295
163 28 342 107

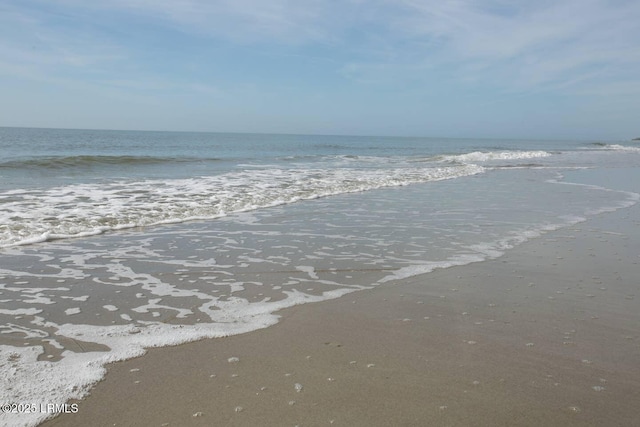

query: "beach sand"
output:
41 202 640 426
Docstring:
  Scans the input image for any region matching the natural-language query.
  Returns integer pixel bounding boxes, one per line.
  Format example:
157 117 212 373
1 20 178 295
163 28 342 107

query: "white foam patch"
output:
0 308 42 316
23 294 56 305
296 266 319 280
379 254 486 283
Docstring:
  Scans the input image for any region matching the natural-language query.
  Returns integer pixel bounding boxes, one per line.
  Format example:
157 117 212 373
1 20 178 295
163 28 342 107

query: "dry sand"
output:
42 204 640 427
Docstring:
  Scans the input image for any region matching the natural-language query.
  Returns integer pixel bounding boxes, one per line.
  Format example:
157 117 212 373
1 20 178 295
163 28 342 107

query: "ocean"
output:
1 127 639 426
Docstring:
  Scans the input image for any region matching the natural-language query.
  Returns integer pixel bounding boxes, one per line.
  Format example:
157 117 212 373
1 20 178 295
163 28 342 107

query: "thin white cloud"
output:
382 0 640 90
36 0 338 44
0 3 125 75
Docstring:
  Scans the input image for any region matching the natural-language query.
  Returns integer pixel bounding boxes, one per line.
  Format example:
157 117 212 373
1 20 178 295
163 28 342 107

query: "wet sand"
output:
41 203 640 426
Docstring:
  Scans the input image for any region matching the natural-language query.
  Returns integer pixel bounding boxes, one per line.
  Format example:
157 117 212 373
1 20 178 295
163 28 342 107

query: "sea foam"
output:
0 164 484 248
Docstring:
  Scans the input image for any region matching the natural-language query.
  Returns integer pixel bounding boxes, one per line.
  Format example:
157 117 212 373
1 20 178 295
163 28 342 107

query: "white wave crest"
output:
602 144 640 152
442 150 552 163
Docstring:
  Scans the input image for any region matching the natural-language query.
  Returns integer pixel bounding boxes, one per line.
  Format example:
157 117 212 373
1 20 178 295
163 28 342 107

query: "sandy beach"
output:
39 194 640 427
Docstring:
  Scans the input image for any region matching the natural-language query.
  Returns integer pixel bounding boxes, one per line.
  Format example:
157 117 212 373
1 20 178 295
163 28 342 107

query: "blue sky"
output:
1 0 639 139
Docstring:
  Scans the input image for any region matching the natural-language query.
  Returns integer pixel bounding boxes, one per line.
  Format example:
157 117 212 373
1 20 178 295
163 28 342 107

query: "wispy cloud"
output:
0 3 126 77
376 0 640 90
32 0 339 44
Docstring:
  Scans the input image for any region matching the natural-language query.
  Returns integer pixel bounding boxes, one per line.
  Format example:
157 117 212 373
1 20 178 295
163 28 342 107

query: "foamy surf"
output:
0 164 484 248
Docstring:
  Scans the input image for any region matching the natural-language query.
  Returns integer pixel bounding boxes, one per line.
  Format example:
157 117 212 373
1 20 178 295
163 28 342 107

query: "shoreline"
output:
40 198 640 426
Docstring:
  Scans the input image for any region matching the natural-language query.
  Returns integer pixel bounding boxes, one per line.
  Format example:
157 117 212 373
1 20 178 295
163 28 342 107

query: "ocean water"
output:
1 127 639 426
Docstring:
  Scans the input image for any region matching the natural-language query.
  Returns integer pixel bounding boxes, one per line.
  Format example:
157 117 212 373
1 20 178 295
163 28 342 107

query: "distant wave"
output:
439 150 552 164
599 144 640 152
0 155 220 170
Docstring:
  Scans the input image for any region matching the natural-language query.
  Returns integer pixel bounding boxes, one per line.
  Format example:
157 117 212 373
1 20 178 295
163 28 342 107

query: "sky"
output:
1 0 639 140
